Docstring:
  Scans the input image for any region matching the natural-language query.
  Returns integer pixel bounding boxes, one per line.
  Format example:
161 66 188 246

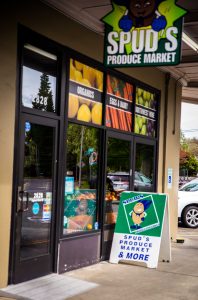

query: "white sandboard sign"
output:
109 191 171 268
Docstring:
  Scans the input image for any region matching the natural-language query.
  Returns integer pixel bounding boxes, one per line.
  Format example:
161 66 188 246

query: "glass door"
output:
133 138 156 193
13 114 58 283
105 136 131 225
102 131 133 259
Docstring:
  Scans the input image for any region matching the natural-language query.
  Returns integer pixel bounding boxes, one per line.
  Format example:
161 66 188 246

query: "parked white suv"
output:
178 178 198 228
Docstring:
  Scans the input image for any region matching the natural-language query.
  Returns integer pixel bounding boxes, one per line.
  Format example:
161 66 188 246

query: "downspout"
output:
162 73 170 193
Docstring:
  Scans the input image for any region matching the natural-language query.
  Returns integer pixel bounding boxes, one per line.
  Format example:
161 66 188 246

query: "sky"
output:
22 66 56 108
181 102 198 139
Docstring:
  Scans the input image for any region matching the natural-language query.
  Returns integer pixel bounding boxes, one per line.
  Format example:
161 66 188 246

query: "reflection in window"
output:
105 138 130 225
63 124 99 234
21 123 54 259
180 183 198 192
22 45 57 112
134 144 154 192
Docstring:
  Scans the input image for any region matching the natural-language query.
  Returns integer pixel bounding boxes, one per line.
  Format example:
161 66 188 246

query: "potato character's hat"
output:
139 199 152 211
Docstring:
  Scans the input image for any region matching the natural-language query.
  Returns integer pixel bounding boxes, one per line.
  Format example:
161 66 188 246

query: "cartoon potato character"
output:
113 0 167 32
130 199 152 229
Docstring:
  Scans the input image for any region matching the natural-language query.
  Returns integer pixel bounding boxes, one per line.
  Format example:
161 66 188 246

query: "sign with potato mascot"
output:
110 191 171 268
102 0 187 67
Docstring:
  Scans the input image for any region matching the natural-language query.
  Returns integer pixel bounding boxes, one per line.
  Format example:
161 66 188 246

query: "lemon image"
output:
95 70 103 90
79 97 90 106
77 104 91 122
74 60 84 72
75 69 83 82
92 103 102 125
80 78 91 87
83 65 95 87
98 84 103 91
70 59 76 80
68 95 79 118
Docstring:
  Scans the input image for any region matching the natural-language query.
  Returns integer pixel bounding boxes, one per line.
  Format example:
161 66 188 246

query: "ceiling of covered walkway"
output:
42 0 198 102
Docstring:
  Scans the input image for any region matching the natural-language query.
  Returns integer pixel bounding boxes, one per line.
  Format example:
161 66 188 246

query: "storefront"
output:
0 0 182 287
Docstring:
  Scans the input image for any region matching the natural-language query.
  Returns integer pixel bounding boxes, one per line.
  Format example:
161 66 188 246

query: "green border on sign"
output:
115 192 167 237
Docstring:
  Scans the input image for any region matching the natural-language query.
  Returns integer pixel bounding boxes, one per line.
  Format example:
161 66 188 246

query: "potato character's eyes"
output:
144 1 151 7
134 3 141 9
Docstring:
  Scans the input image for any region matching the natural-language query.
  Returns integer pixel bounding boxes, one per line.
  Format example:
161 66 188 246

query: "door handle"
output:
18 190 29 212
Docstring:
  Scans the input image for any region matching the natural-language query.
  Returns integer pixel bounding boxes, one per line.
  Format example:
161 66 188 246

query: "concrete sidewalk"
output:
1 227 198 300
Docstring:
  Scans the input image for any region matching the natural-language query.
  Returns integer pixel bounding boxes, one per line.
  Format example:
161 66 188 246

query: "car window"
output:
139 174 151 184
135 173 141 181
108 174 129 182
180 183 198 191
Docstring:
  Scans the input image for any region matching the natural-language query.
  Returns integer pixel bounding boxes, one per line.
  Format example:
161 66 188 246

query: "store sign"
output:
102 0 187 67
110 191 171 268
68 59 103 125
106 74 133 131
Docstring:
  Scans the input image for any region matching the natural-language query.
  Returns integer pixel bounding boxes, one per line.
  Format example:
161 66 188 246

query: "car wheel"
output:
182 206 198 228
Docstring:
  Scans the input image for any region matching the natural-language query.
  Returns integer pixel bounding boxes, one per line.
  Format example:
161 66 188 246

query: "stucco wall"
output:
0 4 17 287
0 0 181 287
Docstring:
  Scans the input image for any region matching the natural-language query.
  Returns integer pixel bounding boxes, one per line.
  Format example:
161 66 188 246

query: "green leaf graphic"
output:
102 3 126 32
158 0 187 28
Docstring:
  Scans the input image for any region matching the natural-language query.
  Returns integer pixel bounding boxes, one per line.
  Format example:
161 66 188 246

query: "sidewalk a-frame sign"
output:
110 191 171 268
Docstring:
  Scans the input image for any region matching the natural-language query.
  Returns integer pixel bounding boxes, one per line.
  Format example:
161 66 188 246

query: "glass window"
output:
105 137 130 225
63 123 100 234
134 143 154 192
106 74 133 132
22 44 57 112
21 123 55 259
68 59 103 125
180 183 198 192
135 87 157 137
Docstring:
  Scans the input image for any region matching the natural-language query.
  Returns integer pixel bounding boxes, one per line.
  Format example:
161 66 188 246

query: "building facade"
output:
0 0 181 287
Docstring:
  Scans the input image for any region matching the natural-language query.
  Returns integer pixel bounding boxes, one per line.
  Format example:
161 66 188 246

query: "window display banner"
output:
64 189 97 233
102 1 187 67
68 59 103 125
106 74 133 131
135 87 157 137
109 191 171 268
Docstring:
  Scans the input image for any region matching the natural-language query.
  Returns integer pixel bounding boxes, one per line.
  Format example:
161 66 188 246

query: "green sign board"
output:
110 191 169 268
102 0 187 67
